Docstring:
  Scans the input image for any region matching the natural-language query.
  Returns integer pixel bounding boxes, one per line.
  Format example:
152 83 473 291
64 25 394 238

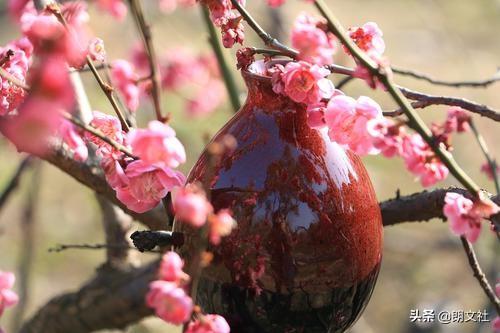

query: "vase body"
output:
175 63 383 333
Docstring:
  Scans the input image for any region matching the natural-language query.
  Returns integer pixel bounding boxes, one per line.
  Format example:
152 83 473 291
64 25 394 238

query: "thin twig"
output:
470 121 500 194
128 0 166 122
201 5 241 112
0 67 30 90
229 0 298 58
47 3 130 131
69 63 112 73
48 242 161 253
336 76 354 90
396 87 500 122
460 237 500 314
0 157 33 212
392 66 500 88
0 50 14 67
11 163 41 332
61 111 137 159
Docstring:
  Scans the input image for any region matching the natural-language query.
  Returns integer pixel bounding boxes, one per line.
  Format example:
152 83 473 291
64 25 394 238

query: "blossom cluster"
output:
201 0 245 48
0 271 18 318
88 115 186 213
291 13 337 66
266 57 477 187
110 46 226 117
443 192 499 243
146 251 230 332
0 2 100 159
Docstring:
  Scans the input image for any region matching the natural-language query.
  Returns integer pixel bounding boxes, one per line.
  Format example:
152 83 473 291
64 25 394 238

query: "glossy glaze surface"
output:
176 63 383 332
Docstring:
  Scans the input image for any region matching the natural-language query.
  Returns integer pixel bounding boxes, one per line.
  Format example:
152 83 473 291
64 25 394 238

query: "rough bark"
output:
381 187 499 226
18 262 158 333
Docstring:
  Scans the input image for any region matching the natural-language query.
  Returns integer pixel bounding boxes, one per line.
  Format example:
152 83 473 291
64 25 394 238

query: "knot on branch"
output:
130 230 184 252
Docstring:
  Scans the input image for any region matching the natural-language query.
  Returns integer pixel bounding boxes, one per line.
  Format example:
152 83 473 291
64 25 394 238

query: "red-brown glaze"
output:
176 62 383 332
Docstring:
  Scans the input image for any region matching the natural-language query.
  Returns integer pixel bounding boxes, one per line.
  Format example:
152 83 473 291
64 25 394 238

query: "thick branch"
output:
381 187 500 226
97 195 134 267
19 262 158 333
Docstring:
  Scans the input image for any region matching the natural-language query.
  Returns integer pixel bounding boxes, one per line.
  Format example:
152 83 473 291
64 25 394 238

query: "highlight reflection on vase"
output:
176 61 383 333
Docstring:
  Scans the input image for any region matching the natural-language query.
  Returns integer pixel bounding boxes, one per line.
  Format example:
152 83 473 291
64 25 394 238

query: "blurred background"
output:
0 0 499 332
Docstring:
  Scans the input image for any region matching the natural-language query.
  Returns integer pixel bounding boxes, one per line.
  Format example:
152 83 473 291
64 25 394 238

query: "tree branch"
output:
18 262 158 333
11 164 41 332
392 66 500 88
96 195 134 268
391 87 500 122
314 0 483 199
380 187 500 226
128 0 166 122
460 237 500 314
229 0 298 58
0 156 33 212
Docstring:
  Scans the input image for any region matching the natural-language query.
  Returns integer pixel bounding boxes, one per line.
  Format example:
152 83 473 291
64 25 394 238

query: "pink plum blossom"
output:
161 49 211 90
115 160 185 213
95 0 128 21
493 317 500 333
221 16 244 48
0 99 62 156
481 161 499 181
367 117 406 157
160 49 224 117
58 120 88 162
173 184 213 227
266 0 286 8
348 22 385 60
7 0 32 20
444 107 471 133
186 314 230 333
111 59 140 112
186 80 226 117
0 38 31 115
146 280 193 325
443 192 499 243
158 251 189 282
130 42 149 76
85 111 125 156
100 156 129 189
291 13 337 66
324 95 383 155
0 56 73 156
0 271 19 317
271 61 334 104
21 7 88 68
401 134 449 187
127 120 186 168
200 0 243 27
208 209 236 245
88 38 106 63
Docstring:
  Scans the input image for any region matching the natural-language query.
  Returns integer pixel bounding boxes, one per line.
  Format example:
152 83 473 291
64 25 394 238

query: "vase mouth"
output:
242 59 292 83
